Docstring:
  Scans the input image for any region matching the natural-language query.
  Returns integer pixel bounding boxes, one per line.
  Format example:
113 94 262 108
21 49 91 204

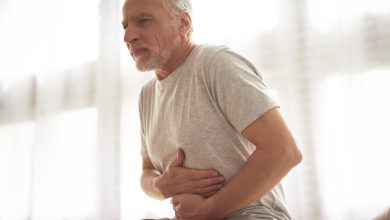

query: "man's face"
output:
122 0 181 71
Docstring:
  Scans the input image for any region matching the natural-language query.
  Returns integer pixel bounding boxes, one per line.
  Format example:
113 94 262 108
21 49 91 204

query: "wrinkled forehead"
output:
122 0 167 16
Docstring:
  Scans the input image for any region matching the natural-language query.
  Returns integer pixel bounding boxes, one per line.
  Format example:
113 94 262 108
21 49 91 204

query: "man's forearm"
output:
140 168 165 200
207 146 302 218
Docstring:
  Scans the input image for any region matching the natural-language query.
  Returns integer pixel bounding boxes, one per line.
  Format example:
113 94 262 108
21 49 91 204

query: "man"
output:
122 0 302 219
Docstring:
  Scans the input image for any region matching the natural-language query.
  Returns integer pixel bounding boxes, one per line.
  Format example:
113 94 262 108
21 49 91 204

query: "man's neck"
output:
155 41 195 81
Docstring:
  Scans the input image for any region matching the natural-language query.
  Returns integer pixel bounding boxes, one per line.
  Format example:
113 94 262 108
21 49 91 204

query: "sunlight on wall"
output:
308 0 390 32
0 121 35 220
192 0 277 44
0 0 99 82
0 109 97 219
314 69 390 219
31 108 98 219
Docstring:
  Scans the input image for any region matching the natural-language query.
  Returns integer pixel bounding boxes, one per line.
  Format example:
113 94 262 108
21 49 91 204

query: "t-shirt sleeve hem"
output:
237 104 280 133
140 149 149 158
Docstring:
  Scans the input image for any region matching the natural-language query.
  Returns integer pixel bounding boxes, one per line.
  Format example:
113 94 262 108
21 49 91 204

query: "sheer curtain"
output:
1 0 390 220
0 0 122 219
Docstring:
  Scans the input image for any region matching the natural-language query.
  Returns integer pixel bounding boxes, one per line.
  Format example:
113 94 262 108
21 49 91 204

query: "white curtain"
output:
0 0 122 219
1 0 390 220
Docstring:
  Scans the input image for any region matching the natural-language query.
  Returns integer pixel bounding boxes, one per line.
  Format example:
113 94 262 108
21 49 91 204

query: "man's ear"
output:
179 12 192 38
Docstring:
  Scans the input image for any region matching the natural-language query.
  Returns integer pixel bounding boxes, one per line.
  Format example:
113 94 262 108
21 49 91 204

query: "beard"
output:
135 47 172 72
134 37 180 72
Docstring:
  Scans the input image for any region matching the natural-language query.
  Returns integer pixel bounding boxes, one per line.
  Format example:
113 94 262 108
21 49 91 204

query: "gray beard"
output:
136 47 173 72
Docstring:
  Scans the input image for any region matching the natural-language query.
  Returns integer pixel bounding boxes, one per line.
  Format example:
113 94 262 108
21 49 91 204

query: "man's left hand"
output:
171 194 219 220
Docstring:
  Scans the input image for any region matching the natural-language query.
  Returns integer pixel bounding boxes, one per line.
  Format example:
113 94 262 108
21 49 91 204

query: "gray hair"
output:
161 0 193 37
162 0 192 16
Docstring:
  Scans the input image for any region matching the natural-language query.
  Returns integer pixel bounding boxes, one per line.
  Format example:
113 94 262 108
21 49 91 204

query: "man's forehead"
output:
124 0 167 17
123 0 164 10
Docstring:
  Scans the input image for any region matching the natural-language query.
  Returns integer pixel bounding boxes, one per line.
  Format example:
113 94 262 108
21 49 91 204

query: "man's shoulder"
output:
195 44 246 66
196 44 229 58
190 44 234 71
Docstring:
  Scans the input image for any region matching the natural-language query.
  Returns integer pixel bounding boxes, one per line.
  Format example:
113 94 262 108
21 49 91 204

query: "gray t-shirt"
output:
139 45 291 219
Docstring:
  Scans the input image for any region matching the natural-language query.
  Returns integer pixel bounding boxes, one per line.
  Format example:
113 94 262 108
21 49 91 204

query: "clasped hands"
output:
154 148 224 219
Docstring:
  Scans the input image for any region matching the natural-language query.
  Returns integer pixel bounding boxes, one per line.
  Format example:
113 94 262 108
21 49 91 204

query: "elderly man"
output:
122 0 302 219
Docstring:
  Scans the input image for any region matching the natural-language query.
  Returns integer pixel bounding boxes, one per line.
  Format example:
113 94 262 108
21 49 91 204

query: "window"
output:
0 108 97 219
0 0 99 82
314 69 390 219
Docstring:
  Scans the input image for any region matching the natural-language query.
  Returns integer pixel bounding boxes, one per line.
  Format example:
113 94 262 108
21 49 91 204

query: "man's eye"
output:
137 19 149 25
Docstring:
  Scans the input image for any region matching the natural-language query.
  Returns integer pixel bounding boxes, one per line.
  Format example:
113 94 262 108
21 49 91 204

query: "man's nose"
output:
123 26 139 45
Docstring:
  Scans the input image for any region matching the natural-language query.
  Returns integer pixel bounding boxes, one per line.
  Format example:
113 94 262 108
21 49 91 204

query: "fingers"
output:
179 178 224 196
187 169 223 180
201 190 219 198
168 148 185 168
171 196 182 219
194 183 224 194
181 175 224 193
171 196 180 206
195 176 225 187
177 175 224 195
173 203 181 218
175 170 224 195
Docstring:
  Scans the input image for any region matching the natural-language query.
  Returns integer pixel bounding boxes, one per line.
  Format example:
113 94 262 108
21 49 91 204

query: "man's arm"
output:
141 157 166 200
172 108 302 219
141 148 226 200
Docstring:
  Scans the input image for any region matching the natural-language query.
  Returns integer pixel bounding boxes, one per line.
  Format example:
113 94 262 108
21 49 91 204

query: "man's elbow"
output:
285 142 303 167
292 147 303 166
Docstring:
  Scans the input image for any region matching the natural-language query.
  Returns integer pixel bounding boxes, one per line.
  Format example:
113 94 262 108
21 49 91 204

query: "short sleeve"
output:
207 48 279 133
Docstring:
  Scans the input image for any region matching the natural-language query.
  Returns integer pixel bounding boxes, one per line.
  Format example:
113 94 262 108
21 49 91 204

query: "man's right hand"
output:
154 148 225 198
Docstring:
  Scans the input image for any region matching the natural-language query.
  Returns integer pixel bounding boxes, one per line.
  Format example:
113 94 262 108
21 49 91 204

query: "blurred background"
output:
1 0 390 219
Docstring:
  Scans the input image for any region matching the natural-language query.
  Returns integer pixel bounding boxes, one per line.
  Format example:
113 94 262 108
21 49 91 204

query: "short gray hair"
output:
162 0 192 16
161 0 193 37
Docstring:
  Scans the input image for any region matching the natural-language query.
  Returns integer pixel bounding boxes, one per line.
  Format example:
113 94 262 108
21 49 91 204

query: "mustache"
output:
129 42 150 53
